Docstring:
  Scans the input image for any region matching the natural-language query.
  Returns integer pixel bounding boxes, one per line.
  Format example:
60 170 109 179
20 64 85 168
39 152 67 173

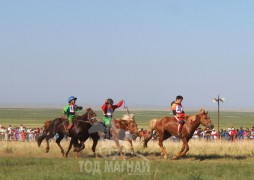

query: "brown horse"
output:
37 108 98 156
143 109 214 160
108 114 139 156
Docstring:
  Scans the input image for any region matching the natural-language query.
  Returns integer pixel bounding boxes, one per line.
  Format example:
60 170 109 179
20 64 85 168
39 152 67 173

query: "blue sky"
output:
1 1 254 109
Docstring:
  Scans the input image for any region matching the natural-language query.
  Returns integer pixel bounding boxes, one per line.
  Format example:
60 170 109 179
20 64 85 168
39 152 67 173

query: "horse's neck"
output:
79 113 88 120
50 118 63 131
54 118 62 125
188 115 201 131
115 120 128 129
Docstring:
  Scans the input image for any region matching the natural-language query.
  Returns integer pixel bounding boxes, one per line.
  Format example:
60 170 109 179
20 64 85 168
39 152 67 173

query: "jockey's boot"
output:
105 127 110 139
66 123 73 137
177 123 183 137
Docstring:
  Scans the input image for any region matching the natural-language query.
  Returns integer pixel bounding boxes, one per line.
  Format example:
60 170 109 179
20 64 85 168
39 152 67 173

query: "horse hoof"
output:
74 148 81 152
172 156 179 160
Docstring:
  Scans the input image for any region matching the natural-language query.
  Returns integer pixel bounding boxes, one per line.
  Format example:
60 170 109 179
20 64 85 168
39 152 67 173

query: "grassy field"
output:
1 140 254 180
1 108 254 180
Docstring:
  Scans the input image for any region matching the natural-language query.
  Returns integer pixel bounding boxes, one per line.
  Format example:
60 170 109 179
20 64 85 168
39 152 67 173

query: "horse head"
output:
78 108 97 123
196 109 214 130
86 108 97 122
121 114 139 135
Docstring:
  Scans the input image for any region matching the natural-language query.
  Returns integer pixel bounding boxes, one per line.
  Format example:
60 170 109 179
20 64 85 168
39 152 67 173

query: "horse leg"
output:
37 133 47 147
79 141 85 151
65 138 75 158
173 138 187 160
91 134 100 158
74 137 89 152
45 134 54 153
158 134 167 159
56 133 64 156
179 139 189 157
143 133 153 148
128 139 134 155
45 137 50 153
111 131 123 157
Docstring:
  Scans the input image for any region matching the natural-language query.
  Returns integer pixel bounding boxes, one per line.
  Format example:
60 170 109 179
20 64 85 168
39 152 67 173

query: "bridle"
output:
77 109 97 124
87 109 97 122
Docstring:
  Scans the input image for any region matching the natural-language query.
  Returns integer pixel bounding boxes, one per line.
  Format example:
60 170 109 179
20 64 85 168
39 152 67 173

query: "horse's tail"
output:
149 119 158 131
37 121 51 147
143 118 158 148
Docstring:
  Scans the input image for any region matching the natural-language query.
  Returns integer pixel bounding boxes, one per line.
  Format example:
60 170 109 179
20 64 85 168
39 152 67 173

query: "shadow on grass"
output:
133 151 248 161
80 149 248 161
185 154 247 161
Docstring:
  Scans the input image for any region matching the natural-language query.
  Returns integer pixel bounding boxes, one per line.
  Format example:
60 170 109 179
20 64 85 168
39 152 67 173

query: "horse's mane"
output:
121 114 134 121
188 109 207 122
78 108 94 119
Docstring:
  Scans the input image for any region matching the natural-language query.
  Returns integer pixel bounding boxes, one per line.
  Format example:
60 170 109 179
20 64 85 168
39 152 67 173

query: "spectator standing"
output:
221 129 227 140
15 127 19 141
211 129 218 140
246 128 251 140
7 125 12 141
0 125 4 141
21 130 26 142
231 128 237 142
238 127 244 141
205 128 212 141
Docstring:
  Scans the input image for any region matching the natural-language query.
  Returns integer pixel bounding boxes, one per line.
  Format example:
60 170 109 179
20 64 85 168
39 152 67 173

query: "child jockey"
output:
102 98 123 139
102 98 124 126
171 95 186 137
62 96 83 136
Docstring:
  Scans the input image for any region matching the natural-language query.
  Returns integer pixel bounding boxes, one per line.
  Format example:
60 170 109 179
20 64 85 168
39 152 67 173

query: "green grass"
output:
1 108 254 180
0 156 254 180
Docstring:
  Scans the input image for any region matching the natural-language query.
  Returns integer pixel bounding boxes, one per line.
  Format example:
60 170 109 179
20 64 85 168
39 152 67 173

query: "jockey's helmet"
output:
107 98 114 105
68 96 77 103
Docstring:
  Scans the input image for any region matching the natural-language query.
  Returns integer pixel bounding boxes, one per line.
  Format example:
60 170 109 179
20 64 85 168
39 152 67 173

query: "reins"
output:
78 109 97 124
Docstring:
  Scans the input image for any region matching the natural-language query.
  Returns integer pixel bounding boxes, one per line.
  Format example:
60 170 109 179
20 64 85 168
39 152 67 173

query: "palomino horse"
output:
143 109 214 160
97 114 138 157
37 108 98 156
108 114 139 156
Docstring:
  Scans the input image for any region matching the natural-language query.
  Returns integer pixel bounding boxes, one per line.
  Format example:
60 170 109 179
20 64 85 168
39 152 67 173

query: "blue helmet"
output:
68 96 77 103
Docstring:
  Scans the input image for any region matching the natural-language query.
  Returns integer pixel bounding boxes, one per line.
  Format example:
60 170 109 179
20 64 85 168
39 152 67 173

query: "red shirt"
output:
102 100 123 115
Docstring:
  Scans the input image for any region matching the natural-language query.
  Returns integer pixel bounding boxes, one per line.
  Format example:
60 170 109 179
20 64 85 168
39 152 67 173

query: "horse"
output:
143 109 214 160
67 113 139 158
37 108 98 157
65 113 102 157
111 114 139 156
134 128 149 141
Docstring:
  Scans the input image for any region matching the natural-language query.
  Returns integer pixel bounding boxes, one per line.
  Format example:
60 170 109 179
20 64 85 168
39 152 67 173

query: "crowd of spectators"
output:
1 123 254 143
0 124 42 142
192 126 254 142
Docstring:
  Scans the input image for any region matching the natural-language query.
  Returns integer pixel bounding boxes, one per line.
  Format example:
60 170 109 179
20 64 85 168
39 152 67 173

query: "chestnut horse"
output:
143 109 214 160
37 108 98 156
